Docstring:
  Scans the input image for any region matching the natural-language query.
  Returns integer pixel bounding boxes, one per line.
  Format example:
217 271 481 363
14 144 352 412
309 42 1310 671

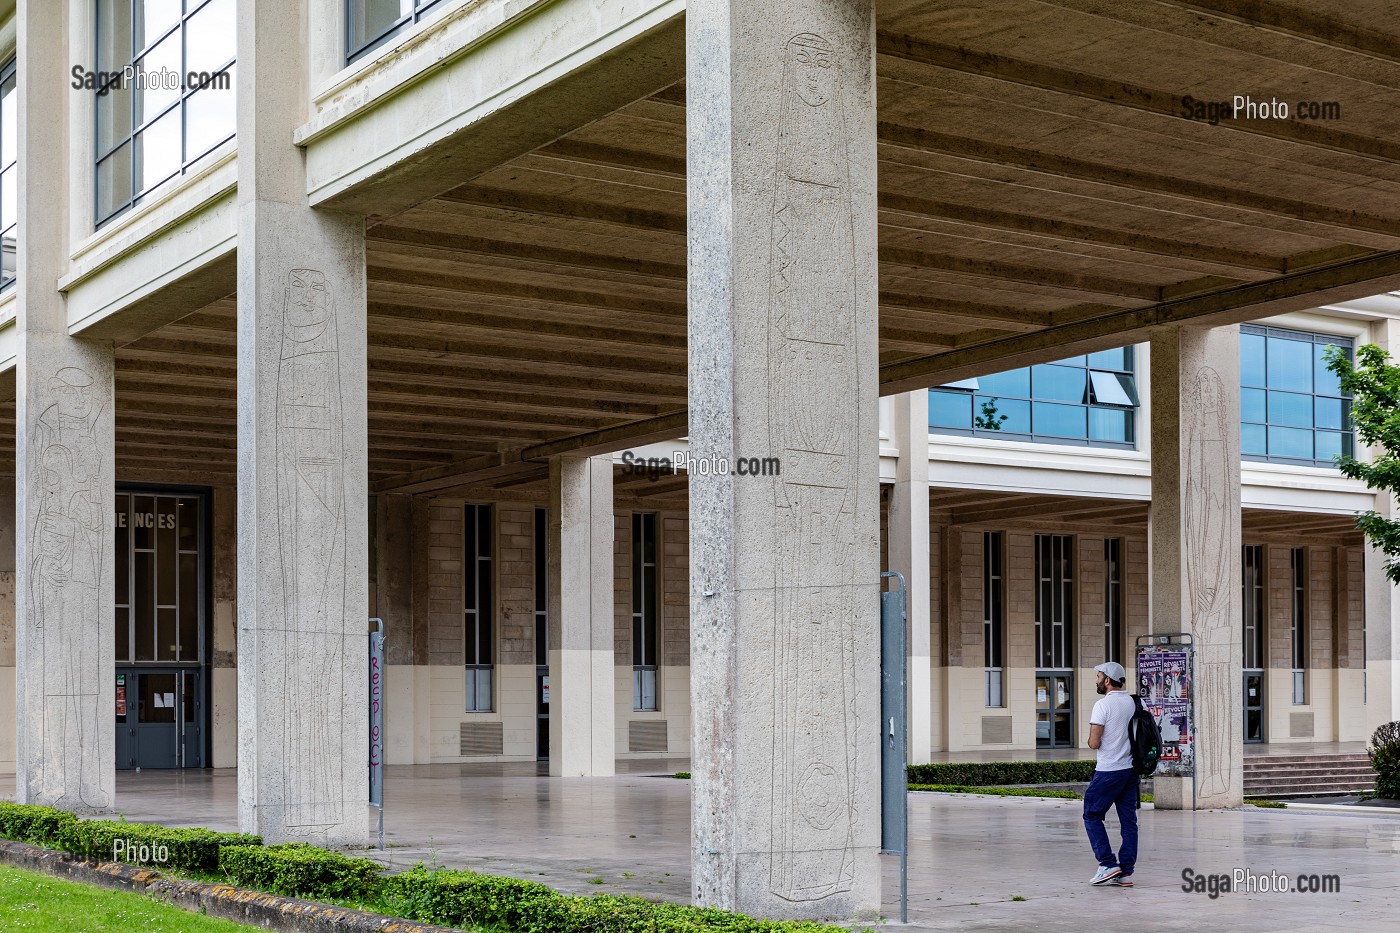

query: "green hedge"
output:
57 819 261 873
0 802 78 847
905 760 1096 787
380 867 847 933
1368 720 1400 800
219 843 382 900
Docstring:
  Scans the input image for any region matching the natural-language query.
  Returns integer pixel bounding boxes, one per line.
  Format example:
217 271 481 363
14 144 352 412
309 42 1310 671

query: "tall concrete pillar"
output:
547 455 616 776
14 0 117 811
889 392 932 764
687 0 880 919
236 0 368 843
1149 325 1243 809
1362 319 1400 737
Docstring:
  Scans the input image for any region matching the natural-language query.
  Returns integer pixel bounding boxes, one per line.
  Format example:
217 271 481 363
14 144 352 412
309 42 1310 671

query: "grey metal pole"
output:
369 617 386 850
880 571 909 925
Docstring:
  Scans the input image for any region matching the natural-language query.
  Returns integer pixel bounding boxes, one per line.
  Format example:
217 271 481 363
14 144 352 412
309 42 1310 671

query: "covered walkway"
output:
5 764 1396 932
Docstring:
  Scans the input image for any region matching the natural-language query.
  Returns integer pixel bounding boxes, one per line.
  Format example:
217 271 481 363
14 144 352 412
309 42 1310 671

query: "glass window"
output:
464 503 494 712
632 513 659 711
534 507 548 667
929 347 1138 448
1240 325 1354 468
94 0 237 227
1034 534 1074 670
0 57 16 291
347 0 449 63
1104 538 1122 665
1242 545 1264 670
983 531 1004 708
1291 548 1307 705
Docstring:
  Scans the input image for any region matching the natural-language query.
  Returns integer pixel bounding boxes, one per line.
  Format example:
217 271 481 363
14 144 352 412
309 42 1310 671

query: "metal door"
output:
1035 671 1074 748
116 668 203 769
1244 669 1265 743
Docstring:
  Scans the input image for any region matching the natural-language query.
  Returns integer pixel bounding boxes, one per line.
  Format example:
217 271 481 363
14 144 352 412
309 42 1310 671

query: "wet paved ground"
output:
4 762 1398 931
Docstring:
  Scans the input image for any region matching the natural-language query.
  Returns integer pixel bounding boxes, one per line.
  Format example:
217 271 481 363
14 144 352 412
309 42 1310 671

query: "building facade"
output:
2 0 1400 922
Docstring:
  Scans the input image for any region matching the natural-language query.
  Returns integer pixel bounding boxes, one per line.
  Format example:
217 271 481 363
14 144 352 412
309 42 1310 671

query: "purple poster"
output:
1136 646 1194 777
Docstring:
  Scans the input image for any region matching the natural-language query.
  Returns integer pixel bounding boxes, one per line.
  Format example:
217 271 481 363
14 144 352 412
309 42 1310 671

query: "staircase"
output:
1244 753 1376 798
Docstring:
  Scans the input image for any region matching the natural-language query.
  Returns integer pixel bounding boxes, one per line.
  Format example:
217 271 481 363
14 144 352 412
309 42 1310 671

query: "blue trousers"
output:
1083 767 1139 874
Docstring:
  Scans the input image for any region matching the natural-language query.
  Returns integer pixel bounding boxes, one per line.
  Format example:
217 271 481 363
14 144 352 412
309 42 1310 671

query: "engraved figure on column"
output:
276 269 346 831
30 366 108 810
1184 366 1236 799
766 31 858 903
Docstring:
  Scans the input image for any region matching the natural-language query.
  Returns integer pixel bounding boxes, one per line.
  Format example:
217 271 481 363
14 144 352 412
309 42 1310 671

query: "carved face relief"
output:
285 269 331 340
787 34 835 107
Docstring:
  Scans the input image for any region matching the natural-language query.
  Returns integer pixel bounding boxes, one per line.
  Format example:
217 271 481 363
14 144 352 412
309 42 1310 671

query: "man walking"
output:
1084 661 1138 887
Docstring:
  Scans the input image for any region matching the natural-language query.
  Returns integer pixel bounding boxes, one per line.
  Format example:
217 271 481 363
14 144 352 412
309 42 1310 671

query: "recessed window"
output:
929 347 1138 448
1034 534 1074 669
464 503 494 712
347 0 450 64
1240 325 1353 468
94 0 237 227
1291 548 1307 705
632 512 659 712
1104 538 1122 665
983 531 1005 708
0 56 16 291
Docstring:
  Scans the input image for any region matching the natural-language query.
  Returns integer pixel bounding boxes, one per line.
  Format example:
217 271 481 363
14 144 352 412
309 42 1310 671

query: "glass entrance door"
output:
1036 672 1075 745
114 490 209 769
1036 671 1074 748
1244 669 1265 743
115 668 203 769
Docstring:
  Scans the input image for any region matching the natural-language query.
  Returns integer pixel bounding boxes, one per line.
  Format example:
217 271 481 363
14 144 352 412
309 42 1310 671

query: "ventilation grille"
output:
460 722 504 756
981 716 1013 744
1290 712 1315 739
629 720 669 753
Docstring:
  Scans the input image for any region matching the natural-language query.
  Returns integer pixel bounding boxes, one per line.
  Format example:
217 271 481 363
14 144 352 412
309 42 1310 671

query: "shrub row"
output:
379 867 846 933
0 802 847 932
1369 720 1400 800
0 802 259 873
905 760 1096 786
219 843 381 900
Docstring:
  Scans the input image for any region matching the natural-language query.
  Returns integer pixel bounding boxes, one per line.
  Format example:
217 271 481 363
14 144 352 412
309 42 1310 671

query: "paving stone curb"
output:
0 839 460 933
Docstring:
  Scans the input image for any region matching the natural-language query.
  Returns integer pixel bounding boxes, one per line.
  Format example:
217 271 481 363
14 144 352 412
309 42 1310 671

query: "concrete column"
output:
1362 318 1400 737
889 391 932 764
1149 325 1243 809
236 0 368 843
14 0 117 811
688 0 880 919
547 455 616 776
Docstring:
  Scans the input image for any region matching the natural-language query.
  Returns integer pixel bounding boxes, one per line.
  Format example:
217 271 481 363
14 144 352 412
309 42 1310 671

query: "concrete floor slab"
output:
4 763 1397 932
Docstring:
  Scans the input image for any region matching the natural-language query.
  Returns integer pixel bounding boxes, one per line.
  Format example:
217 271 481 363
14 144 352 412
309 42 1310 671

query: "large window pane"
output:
1314 396 1346 431
1088 348 1131 372
1241 332 1266 387
1314 431 1343 462
1267 391 1312 428
135 110 183 195
1032 364 1086 404
1266 336 1311 392
1269 426 1314 460
1089 407 1129 443
929 390 972 429
184 64 238 160
979 396 1029 433
134 33 183 125
185 0 237 74
1314 343 1345 396
1241 423 1267 456
1241 387 1266 424
1033 401 1086 438
979 368 1030 397
137 0 182 52
349 0 445 62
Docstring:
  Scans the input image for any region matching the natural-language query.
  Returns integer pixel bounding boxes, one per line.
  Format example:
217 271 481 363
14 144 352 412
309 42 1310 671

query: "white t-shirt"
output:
1090 690 1136 772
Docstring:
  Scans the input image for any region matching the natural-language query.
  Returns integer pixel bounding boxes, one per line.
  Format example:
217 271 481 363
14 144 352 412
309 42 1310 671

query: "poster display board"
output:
1135 637 1195 777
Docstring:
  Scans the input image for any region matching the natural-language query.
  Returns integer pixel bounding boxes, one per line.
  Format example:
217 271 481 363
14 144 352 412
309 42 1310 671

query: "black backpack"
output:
1129 694 1162 777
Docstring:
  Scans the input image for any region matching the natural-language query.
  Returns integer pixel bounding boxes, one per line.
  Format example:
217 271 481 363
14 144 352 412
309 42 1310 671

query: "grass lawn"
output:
0 864 258 932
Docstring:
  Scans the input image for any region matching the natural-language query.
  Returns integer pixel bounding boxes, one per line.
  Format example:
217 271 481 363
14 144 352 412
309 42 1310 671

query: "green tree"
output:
1325 343 1400 582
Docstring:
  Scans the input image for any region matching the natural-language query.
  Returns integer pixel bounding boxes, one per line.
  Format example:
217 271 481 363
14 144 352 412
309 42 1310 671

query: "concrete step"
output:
1247 783 1375 798
1245 764 1377 775
1244 754 1371 767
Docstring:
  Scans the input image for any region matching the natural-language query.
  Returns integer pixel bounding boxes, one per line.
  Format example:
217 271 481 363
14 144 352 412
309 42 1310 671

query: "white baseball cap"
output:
1094 661 1127 682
